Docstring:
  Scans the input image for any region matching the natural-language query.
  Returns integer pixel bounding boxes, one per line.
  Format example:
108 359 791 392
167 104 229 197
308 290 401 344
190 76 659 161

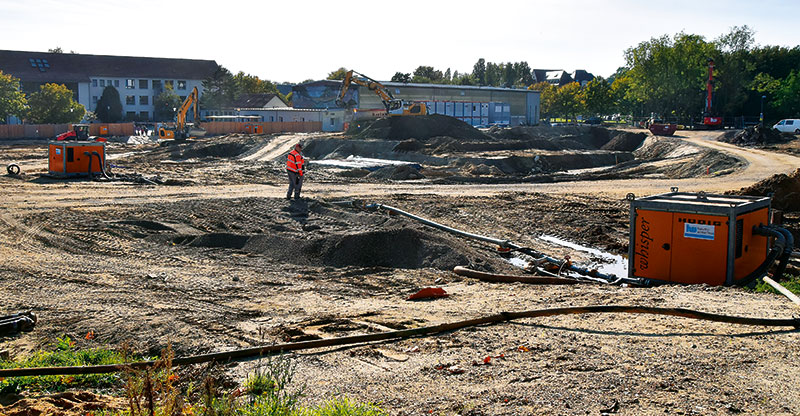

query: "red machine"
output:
698 59 723 129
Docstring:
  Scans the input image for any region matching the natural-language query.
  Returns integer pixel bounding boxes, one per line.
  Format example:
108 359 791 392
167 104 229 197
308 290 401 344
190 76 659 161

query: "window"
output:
139 79 148 89
126 79 135 89
126 111 136 120
279 116 284 122
139 96 149 105
269 116 274 122
92 79 98 87
152 80 161 89
100 80 105 87
787 120 794 126
92 96 98 104
165 80 174 89
28 58 49 72
114 80 120 87
139 111 149 120
126 95 135 105
177 80 186 90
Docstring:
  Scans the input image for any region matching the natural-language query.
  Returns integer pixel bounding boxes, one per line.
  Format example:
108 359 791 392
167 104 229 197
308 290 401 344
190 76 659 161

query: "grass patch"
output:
0 336 147 394
755 273 800 296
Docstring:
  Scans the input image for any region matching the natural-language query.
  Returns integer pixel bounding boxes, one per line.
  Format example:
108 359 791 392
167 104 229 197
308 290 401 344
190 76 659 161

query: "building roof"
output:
0 50 218 83
382 81 537 94
230 93 288 108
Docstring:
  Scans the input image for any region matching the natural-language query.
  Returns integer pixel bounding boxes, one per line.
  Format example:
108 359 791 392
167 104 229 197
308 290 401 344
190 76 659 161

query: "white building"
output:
0 49 218 122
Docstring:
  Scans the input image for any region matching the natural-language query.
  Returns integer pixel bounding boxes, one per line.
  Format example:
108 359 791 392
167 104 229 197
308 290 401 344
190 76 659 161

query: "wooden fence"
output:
0 121 321 139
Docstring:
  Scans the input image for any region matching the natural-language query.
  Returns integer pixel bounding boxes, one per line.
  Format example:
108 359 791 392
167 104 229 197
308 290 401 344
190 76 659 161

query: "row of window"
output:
91 79 187 90
92 95 188 106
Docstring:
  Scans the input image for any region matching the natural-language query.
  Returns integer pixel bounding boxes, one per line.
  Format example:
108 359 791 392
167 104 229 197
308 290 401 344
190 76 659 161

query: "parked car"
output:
773 119 800 134
584 116 602 125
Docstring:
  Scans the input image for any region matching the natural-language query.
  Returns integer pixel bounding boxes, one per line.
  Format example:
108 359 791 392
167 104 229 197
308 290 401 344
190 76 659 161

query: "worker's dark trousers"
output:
287 170 303 199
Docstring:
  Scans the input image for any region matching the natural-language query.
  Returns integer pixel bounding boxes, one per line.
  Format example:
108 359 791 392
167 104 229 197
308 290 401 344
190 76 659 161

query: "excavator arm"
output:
176 86 200 132
335 69 426 116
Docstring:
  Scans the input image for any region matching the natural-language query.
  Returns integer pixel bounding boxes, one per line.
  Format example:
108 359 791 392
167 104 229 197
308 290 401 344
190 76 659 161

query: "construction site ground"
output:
1 121 799 416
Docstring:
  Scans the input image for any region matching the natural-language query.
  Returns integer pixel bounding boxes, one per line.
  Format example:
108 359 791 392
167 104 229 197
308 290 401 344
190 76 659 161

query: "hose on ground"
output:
772 226 794 280
734 225 786 287
352 201 645 286
0 305 797 378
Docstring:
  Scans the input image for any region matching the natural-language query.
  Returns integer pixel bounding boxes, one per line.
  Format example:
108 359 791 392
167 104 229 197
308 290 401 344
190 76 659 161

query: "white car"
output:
773 119 800 134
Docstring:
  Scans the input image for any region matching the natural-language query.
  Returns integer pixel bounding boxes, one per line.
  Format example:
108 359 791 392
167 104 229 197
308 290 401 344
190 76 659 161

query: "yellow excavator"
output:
158 86 206 140
336 70 427 116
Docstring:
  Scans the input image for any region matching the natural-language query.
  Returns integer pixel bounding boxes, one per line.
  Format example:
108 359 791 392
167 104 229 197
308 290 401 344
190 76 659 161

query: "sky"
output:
1 0 799 83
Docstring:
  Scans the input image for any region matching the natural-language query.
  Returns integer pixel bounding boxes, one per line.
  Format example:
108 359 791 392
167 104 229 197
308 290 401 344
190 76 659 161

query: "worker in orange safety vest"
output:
286 143 305 200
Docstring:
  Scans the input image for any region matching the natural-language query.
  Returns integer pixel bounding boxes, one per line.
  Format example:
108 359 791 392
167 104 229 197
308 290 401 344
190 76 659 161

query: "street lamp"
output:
760 95 766 127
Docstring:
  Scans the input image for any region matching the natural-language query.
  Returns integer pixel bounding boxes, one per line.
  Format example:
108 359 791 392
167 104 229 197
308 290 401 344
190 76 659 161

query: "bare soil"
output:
1 122 800 415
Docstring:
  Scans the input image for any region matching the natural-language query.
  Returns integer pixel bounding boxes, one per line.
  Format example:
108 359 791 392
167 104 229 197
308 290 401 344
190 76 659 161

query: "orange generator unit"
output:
243 123 263 134
48 141 106 177
628 190 774 286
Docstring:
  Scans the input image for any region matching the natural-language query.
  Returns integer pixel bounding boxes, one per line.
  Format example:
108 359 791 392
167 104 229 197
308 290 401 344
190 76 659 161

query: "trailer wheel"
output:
795 129 799 134
7 164 20 176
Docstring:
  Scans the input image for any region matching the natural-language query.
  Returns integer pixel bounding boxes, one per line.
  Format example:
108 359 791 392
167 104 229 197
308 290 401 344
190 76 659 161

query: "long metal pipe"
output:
360 202 645 286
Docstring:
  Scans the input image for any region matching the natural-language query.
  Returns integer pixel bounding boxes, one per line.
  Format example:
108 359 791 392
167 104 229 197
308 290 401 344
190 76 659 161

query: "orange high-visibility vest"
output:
286 149 304 175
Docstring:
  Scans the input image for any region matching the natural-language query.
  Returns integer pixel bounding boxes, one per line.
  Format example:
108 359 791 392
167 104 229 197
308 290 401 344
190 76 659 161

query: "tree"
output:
201 65 236 109
232 72 278 96
555 82 583 120
391 72 411 83
610 72 638 116
514 61 534 87
326 67 348 80
154 87 181 121
530 82 556 120
713 26 756 116
26 83 84 124
48 47 63 53
412 66 443 83
0 70 27 123
580 77 612 116
95 86 123 123
443 68 452 83
472 58 486 86
624 32 716 119
503 62 516 88
485 62 502 87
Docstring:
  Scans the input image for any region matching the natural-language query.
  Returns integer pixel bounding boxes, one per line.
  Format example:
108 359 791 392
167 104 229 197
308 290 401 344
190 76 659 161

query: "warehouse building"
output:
0 49 217 122
293 80 540 126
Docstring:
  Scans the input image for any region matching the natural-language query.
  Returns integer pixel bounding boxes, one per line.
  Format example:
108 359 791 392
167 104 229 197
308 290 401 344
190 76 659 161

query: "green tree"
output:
95 85 123 123
503 62 517 88
530 82 556 120
412 66 443 83
48 47 63 53
514 61 534 86
154 87 182 121
610 72 638 116
326 67 348 80
580 77 612 116
391 72 411 83
713 26 756 116
201 65 236 109
26 83 84 124
555 82 583 120
0 70 27 123
624 32 716 119
472 58 486 86
232 72 278 96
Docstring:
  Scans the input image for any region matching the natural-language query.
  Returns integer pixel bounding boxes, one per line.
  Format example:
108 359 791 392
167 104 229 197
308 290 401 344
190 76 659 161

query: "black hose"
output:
772 226 794 280
734 225 785 286
83 151 95 180
92 151 111 179
0 305 797 378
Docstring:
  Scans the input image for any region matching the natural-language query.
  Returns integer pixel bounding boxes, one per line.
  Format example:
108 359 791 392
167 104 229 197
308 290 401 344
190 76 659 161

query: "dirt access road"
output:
3 130 799 211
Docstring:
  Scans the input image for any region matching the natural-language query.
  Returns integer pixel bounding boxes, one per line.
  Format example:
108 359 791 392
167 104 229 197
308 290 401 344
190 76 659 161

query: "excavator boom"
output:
336 69 427 116
159 86 205 140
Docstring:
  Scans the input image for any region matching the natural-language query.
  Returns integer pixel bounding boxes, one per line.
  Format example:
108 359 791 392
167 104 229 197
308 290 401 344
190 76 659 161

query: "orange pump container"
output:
628 191 770 285
48 141 105 177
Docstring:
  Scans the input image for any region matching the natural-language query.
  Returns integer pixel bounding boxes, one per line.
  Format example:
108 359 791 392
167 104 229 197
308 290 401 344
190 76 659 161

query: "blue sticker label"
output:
684 223 715 240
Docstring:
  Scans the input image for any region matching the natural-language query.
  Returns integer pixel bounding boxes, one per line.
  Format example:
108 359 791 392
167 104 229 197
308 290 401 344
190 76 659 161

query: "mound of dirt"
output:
349 115 492 141
601 131 647 151
719 126 790 146
730 168 800 211
366 164 425 180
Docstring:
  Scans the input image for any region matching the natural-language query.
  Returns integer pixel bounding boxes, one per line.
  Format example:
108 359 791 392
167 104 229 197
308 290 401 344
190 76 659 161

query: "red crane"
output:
701 58 723 129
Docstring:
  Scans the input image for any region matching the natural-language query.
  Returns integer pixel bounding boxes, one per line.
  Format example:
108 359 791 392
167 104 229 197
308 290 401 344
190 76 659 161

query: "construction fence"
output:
202 121 322 135
0 121 322 139
0 123 135 139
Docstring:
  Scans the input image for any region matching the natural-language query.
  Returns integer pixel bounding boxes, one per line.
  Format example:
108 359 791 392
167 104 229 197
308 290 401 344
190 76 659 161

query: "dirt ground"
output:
1 122 800 415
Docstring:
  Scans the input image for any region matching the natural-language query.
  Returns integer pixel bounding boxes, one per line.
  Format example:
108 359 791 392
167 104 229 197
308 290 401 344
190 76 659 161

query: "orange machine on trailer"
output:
628 190 772 286
48 141 106 177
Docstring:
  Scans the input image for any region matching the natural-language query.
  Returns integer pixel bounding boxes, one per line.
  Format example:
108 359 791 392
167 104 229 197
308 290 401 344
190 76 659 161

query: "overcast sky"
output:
1 0 798 83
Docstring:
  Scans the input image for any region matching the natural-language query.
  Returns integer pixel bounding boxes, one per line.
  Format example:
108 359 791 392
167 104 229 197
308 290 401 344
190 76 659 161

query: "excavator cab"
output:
73 124 90 140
